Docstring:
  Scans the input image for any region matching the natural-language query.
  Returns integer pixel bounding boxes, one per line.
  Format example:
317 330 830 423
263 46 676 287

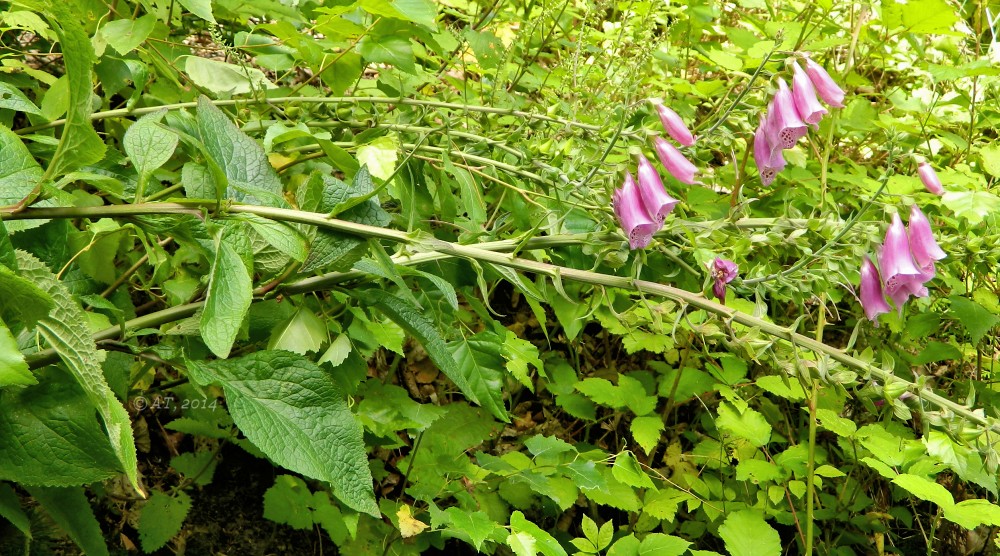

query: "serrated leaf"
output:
15 251 138 493
565 460 608 492
0 368 121 485
239 214 308 262
941 191 1000 225
359 289 509 420
0 320 34 386
948 296 1000 345
200 238 252 359
718 509 781 556
815 408 857 437
448 333 507 422
607 534 640 556
510 511 567 556
100 15 155 55
358 34 416 74
169 451 217 486
892 473 955 509
355 137 399 182
717 402 771 447
28 486 109 556
0 125 44 211
187 351 378 516
301 232 367 273
0 262 54 332
612 451 655 489
0 81 42 115
268 307 327 355
39 4 106 179
524 435 574 460
576 377 623 408
263 475 314 530
196 96 282 202
630 416 664 454
138 491 191 552
944 499 1000 529
881 0 959 34
639 533 691 556
123 110 178 180
503 331 543 391
443 508 497 551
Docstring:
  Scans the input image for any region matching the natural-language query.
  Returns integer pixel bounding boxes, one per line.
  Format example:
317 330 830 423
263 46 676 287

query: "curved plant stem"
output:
12 202 998 435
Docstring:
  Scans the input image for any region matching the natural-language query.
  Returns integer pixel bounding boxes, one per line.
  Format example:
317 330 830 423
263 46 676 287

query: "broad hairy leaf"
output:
39 2 106 179
196 96 282 203
14 251 138 493
200 235 252 359
448 333 507 422
301 171 389 273
123 110 178 191
0 125 44 208
718 509 781 556
138 491 191 553
27 486 108 556
0 263 53 331
186 351 379 516
237 213 309 262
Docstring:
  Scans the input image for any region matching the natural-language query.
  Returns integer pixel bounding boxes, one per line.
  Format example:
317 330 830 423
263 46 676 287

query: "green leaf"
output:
612 451 655 489
448 333 507 422
100 15 155 55
0 126 44 209
913 341 963 364
123 110 178 184
360 289 509 420
509 511 567 556
639 533 691 556
169 451 217 486
502 331 543 391
196 96 283 202
0 81 42 115
607 534 640 556
357 34 416 74
0 320 34 386
187 351 378 516
355 137 398 182
815 408 857 437
138 491 192 553
0 263 54 332
630 416 664 454
358 0 437 28
183 56 278 96
980 143 1000 178
941 191 1000 225
268 307 328 355
577 377 623 408
443 508 497 551
717 402 772 447
178 0 216 22
39 3 106 179
948 296 1000 345
15 251 138 493
238 214 309 262
881 0 960 35
263 475 315 530
200 237 252 359
0 483 30 537
718 509 781 556
892 473 955 509
27 486 109 556
442 156 486 226
944 499 1000 529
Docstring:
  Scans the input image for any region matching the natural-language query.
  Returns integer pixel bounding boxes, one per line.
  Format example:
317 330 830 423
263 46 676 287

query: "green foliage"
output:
1 0 1000 554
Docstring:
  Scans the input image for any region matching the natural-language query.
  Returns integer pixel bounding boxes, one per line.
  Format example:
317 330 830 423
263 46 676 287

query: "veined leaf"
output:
15 251 138 493
0 320 34 386
100 15 155 55
40 2 106 179
718 509 781 556
123 110 178 200
0 81 42 115
183 57 278 96
196 96 282 203
448 333 507 422
237 213 309 262
187 351 378 516
27 486 109 556
0 263 54 331
138 491 192 553
0 126 44 211
0 483 30 537
200 236 252 359
509 511 567 556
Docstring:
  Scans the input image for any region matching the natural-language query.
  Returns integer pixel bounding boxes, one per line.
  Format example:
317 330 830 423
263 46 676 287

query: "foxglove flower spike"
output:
791 61 827 126
711 258 739 304
766 78 808 153
907 204 946 281
879 213 921 300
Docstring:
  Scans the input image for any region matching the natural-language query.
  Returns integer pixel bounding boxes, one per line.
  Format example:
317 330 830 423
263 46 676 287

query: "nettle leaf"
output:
27 486 108 556
39 3 106 178
200 235 252 359
196 96 283 203
718 509 781 556
186 351 378 516
716 402 772 447
0 367 121 484
948 296 1000 345
138 491 192 553
123 110 178 181
15 251 139 493
448 333 507 422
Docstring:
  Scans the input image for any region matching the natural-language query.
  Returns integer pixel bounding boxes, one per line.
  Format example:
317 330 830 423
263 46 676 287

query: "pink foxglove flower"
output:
613 172 658 250
765 78 808 153
636 153 679 223
653 136 698 184
879 213 921 305
917 162 944 195
653 102 695 146
791 61 827 126
907 204 946 281
804 57 846 108
753 117 786 186
859 255 892 323
711 257 738 303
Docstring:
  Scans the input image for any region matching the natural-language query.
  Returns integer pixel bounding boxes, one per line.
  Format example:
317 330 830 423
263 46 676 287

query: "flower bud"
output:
612 172 658 250
653 136 698 184
917 162 944 195
653 102 696 146
791 61 827 126
636 153 679 224
804 57 846 108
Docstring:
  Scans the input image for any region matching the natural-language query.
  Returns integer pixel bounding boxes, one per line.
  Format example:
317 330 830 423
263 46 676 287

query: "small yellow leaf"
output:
397 505 428 538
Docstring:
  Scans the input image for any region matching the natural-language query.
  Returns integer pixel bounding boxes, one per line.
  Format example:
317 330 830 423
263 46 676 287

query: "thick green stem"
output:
9 202 993 434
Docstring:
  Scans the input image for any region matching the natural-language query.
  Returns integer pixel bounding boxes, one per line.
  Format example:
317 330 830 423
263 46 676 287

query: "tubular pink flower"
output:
859 255 892 323
613 171 658 250
711 258 738 303
907 204 946 281
654 102 696 146
917 162 944 195
636 153 679 224
765 78 808 153
653 136 698 184
887 277 928 314
791 61 827 126
753 117 786 186
879 213 921 300
804 57 846 108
